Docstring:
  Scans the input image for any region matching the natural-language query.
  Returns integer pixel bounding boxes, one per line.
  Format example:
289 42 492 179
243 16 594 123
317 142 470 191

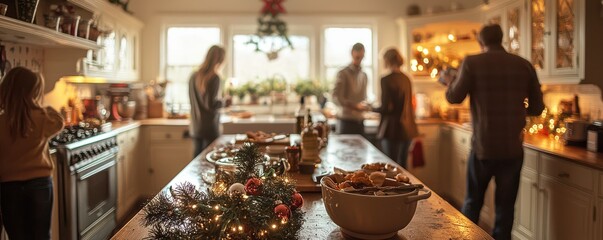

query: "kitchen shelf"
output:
0 15 101 50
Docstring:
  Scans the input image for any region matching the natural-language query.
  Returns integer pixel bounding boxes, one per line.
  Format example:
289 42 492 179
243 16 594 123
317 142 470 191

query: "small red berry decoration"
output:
245 178 263 195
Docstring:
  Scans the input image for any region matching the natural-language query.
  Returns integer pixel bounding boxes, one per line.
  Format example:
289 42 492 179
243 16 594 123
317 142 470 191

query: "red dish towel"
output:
411 139 425 168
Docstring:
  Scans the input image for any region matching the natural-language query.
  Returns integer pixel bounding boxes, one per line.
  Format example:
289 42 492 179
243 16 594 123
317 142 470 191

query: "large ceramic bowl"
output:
320 177 431 239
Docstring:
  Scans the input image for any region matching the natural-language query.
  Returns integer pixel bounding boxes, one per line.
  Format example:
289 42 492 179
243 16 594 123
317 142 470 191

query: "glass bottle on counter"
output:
295 96 306 134
301 110 320 163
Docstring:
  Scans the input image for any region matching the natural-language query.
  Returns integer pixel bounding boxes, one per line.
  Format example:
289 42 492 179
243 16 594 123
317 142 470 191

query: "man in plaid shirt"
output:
445 24 545 240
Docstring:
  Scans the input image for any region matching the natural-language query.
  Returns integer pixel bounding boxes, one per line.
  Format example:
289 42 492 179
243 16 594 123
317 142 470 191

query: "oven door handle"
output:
78 161 116 181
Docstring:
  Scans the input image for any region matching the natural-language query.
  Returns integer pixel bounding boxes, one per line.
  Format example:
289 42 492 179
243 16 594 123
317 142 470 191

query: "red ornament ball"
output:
291 192 304 210
274 204 291 220
245 178 263 195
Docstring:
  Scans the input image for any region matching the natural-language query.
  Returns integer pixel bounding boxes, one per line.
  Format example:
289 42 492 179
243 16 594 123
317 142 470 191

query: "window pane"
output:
166 27 221 65
232 35 310 83
165 27 221 105
324 28 372 66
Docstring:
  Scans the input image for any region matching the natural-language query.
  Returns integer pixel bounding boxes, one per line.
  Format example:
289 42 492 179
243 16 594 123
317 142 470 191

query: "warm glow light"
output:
60 76 107 84
430 69 438 78
411 65 418 71
238 225 243 231
191 205 197 209
538 124 544 130
435 45 441 52
448 34 456 41
214 205 220 210
418 65 424 71
422 49 429 55
417 46 424 52
411 59 418 65
271 224 277 229
423 58 429 64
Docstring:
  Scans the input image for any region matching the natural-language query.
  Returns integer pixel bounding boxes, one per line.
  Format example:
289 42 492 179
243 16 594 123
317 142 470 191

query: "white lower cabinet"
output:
512 151 598 240
410 125 441 192
143 125 193 195
539 176 594 240
116 127 141 223
514 167 539 240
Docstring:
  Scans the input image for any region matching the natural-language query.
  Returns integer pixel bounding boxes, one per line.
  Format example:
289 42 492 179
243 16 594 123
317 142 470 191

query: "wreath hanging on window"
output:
246 0 294 61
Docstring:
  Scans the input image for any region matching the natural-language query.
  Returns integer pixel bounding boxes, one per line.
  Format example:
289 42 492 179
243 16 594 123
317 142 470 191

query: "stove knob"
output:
80 152 88 160
72 154 80 164
87 150 94 157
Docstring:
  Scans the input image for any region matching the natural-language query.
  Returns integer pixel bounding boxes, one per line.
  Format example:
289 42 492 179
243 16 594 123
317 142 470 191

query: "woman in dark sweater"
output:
374 48 418 168
189 46 226 157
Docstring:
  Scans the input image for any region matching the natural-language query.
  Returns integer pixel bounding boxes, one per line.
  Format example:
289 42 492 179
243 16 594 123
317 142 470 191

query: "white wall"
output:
129 0 482 84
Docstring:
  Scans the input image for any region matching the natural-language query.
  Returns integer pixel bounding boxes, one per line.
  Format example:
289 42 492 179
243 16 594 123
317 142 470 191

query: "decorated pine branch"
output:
143 143 305 239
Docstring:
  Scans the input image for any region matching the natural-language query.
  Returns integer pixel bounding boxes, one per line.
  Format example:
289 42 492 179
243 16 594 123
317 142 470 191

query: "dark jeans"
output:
193 137 217 158
1 177 53 240
381 139 411 168
337 119 364 135
462 151 523 240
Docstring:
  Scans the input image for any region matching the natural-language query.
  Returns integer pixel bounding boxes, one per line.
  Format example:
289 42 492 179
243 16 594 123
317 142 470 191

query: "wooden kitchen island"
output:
111 135 492 240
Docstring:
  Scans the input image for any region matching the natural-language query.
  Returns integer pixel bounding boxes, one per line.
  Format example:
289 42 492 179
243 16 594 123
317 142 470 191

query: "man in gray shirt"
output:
332 43 369 134
445 24 544 240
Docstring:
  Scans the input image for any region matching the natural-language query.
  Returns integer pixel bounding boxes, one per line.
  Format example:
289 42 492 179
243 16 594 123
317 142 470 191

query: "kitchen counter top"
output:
111 135 493 240
444 122 603 171
108 117 603 171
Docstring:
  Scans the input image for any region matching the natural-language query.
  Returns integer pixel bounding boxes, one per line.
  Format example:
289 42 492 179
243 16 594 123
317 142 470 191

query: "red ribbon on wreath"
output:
261 0 286 16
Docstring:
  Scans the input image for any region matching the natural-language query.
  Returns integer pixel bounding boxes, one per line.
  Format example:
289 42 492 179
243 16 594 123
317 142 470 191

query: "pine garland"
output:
143 143 305 239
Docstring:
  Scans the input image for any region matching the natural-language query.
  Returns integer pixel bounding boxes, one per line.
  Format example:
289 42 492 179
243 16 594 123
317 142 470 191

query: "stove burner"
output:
50 123 102 146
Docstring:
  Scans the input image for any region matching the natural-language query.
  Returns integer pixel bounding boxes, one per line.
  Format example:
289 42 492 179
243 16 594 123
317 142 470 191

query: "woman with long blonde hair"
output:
189 45 226 156
0 67 64 240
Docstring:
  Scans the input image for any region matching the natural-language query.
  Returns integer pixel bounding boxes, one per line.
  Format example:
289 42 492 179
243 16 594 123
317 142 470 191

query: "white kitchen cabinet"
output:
484 0 526 56
526 0 584 84
69 0 143 81
410 125 441 192
513 148 540 240
116 127 141 223
438 126 453 199
538 175 594 240
448 127 472 207
143 126 194 195
397 9 482 82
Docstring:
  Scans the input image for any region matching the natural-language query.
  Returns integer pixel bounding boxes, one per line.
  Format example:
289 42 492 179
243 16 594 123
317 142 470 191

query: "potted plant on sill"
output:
241 82 259 105
294 80 327 108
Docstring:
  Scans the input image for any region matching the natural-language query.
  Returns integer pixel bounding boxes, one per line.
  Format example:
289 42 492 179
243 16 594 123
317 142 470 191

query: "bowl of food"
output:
320 163 431 239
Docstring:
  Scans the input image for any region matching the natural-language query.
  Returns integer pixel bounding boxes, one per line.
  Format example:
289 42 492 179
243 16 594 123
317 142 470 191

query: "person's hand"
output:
439 68 457 86
354 102 370 111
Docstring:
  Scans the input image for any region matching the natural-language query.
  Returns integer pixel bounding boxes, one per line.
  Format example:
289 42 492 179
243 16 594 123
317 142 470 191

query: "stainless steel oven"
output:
73 151 117 240
55 133 118 240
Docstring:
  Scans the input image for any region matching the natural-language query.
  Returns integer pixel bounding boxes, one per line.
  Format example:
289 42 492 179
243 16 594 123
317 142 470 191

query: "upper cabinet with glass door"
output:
69 0 143 82
483 0 526 56
397 9 483 82
527 0 583 83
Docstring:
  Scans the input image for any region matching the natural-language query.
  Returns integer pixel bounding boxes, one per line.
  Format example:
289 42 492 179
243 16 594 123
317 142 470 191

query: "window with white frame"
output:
164 27 221 107
231 34 310 85
323 27 374 100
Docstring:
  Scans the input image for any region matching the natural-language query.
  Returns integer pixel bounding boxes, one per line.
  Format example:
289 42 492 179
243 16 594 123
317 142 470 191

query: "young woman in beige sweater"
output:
0 67 64 240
